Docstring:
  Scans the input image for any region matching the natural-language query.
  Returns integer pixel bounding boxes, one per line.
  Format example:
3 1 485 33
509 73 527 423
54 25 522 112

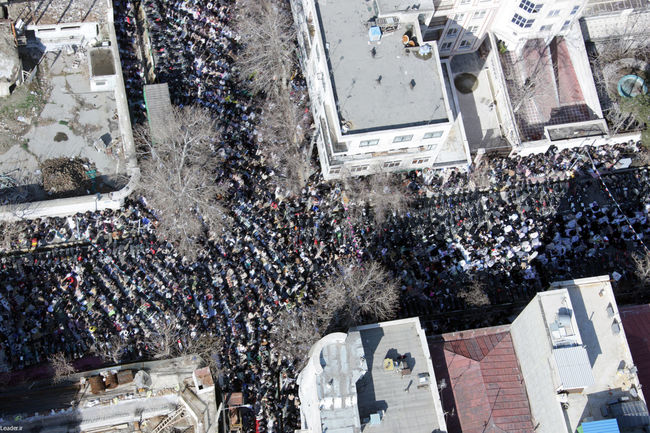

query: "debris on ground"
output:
41 158 98 196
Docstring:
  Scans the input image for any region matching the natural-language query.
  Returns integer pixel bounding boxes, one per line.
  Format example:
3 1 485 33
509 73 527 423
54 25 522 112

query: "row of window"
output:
517 2 580 17
454 9 487 22
330 157 432 175
359 131 443 147
459 0 491 5
512 15 574 30
441 39 473 51
446 26 480 36
512 13 535 28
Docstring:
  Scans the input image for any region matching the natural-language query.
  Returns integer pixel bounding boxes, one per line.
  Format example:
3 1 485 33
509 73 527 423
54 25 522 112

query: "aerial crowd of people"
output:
0 0 648 432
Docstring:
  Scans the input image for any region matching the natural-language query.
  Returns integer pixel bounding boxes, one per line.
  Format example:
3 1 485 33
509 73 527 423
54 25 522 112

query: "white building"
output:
511 276 649 433
292 0 647 178
297 317 447 433
291 0 471 180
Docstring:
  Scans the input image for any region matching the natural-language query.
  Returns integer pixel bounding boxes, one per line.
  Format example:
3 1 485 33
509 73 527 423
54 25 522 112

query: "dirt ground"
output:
0 76 49 154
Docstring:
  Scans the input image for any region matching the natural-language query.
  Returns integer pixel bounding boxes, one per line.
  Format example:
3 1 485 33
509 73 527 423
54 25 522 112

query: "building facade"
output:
291 0 471 180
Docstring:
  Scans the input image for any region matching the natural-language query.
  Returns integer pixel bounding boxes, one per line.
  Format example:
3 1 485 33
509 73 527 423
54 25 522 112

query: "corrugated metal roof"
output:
143 83 173 141
581 419 620 433
552 346 595 389
609 401 650 429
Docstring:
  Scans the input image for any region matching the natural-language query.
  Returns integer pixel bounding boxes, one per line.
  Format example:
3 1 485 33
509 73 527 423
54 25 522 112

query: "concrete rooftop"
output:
354 319 446 433
0 47 126 203
557 277 646 432
449 52 509 153
375 0 435 13
316 0 448 133
511 276 647 433
298 318 446 433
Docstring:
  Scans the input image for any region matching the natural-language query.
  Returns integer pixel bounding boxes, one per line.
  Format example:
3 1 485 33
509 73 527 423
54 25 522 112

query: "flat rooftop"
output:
0 46 126 203
375 0 434 13
354 319 445 433
449 51 510 153
316 0 448 133
554 277 646 432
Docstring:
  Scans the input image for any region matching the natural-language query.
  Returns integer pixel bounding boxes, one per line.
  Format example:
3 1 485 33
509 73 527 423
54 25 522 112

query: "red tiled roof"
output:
551 37 585 106
620 304 650 393
429 326 534 433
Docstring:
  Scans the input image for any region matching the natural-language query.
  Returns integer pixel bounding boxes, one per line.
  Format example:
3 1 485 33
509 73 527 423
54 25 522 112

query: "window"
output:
350 165 368 173
446 27 459 37
467 25 479 33
454 13 465 22
547 9 560 17
512 13 535 28
540 24 553 31
460 0 471 4
393 134 413 143
360 139 379 147
473 10 487 19
459 39 472 48
412 158 430 165
519 0 542 13
384 160 401 168
570 5 579 14
329 168 341 175
561 20 571 30
440 42 453 51
424 131 443 139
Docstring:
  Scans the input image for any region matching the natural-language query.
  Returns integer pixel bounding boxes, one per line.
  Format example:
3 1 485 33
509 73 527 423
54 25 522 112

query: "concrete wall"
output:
513 131 641 157
90 74 117 92
27 22 99 50
580 8 650 39
510 298 568 433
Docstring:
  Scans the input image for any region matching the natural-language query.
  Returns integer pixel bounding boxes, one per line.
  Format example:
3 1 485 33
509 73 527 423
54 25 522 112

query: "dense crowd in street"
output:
0 0 649 431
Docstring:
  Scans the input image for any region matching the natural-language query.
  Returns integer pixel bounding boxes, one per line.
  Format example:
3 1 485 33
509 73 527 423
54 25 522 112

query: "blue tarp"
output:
582 419 620 433
368 26 381 42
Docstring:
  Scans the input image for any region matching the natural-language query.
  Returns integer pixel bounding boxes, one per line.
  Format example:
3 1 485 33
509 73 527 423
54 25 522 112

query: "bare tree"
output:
98 335 128 365
258 90 312 195
233 0 297 97
632 252 650 288
589 12 650 64
317 260 400 331
0 221 20 252
269 307 322 364
458 280 490 307
341 171 412 225
180 332 224 374
468 158 492 191
501 39 555 114
145 317 181 359
49 352 76 383
137 105 229 260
